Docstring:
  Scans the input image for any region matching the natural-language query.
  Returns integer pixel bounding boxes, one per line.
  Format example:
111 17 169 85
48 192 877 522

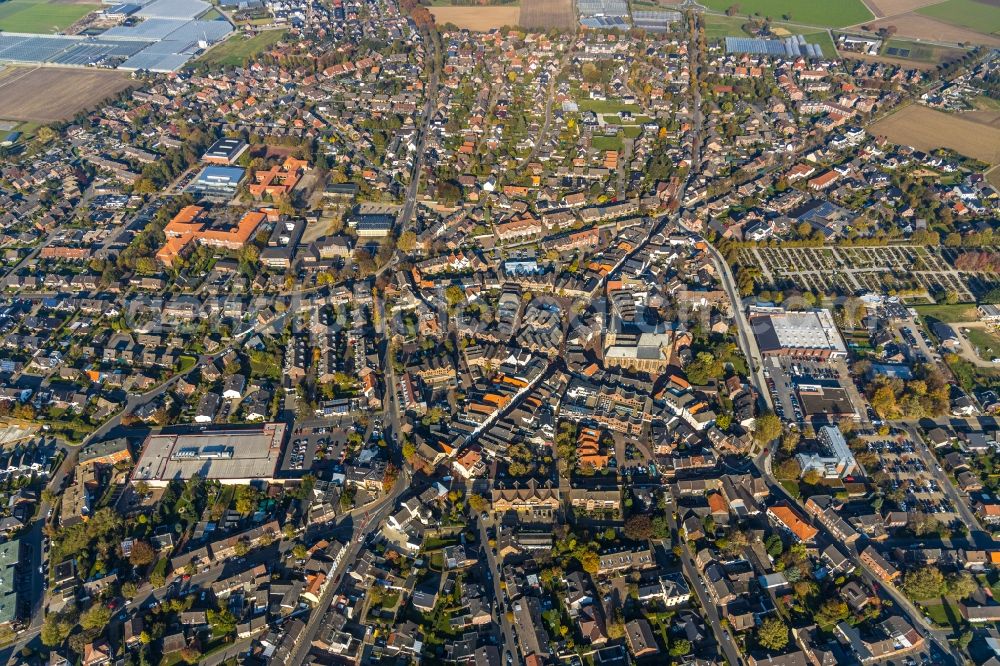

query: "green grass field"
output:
0 0 99 33
196 29 288 67
912 303 979 323
918 0 1000 36
700 0 871 28
592 134 624 151
967 328 1000 360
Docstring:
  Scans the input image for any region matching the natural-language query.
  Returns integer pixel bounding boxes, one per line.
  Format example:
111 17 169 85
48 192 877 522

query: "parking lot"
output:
863 435 958 520
764 356 864 424
280 422 355 474
893 320 940 365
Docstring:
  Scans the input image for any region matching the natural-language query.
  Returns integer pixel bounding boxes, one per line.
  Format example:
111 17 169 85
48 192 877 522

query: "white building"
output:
797 425 858 479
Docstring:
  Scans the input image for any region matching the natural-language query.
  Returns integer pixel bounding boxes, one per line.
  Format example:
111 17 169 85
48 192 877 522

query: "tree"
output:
397 231 417 252
41 610 74 646
579 550 600 574
757 617 789 651
292 544 308 560
444 285 465 309
765 534 784 557
129 540 155 567
122 582 138 599
720 527 748 558
624 515 654 542
815 599 850 631
754 412 782 445
207 608 237 637
685 352 723 385
946 571 977 600
780 429 800 455
468 494 489 514
902 566 946 600
669 638 692 656
802 469 823 485
80 604 112 631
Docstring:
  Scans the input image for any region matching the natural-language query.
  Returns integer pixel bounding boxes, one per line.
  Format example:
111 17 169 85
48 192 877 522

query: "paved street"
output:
283 469 409 664
478 516 522 666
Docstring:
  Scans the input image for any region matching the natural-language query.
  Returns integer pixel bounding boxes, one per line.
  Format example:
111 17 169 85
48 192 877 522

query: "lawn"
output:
917 0 1000 36
699 0 872 28
592 134 623 151
923 599 963 629
912 303 979 323
967 328 1000 361
196 29 288 67
0 0 99 33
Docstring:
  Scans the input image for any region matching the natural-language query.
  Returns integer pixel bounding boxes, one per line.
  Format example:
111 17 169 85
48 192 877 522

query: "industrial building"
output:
132 423 287 487
749 307 847 359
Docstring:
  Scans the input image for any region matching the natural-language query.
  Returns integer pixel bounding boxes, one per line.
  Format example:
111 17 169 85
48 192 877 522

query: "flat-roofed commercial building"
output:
132 423 286 487
749 307 847 359
201 138 249 165
187 166 246 197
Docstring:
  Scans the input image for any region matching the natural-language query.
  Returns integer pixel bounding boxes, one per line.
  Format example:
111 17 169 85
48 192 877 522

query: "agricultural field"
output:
518 0 575 31
917 0 1000 36
878 38 968 65
0 0 98 33
864 13 1000 45
428 5 520 30
862 0 946 17
870 104 1000 165
0 66 131 123
196 29 287 67
698 0 872 28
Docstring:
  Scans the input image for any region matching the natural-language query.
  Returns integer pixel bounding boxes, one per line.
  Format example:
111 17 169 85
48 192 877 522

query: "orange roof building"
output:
577 427 610 469
249 157 308 199
767 501 818 543
156 205 266 266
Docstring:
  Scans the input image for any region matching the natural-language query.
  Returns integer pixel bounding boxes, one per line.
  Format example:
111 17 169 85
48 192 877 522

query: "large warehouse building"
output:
749 307 847 359
132 423 286 487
